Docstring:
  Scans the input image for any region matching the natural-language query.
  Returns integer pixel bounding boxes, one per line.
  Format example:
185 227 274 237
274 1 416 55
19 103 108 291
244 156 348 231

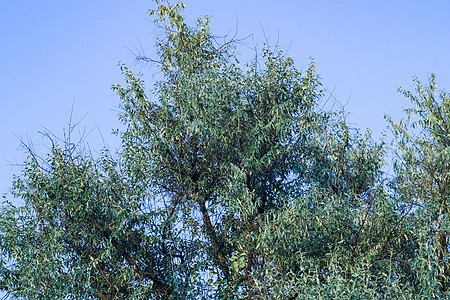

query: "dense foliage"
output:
1 2 450 299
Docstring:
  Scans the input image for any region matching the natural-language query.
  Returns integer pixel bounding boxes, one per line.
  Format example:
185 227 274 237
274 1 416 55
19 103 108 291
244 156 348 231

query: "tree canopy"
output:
1 2 450 299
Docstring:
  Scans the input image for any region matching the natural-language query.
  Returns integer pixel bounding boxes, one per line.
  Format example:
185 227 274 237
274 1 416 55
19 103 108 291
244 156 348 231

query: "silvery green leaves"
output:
387 75 450 295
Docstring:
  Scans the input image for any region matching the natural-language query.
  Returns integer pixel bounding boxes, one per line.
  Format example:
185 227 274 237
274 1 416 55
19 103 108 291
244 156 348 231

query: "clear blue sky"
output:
1 0 450 198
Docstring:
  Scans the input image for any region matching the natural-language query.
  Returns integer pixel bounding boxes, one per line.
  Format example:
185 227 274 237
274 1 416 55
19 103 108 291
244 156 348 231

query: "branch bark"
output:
198 199 230 278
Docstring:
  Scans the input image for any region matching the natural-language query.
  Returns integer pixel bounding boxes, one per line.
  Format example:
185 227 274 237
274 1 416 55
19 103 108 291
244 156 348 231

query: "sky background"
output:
1 0 450 200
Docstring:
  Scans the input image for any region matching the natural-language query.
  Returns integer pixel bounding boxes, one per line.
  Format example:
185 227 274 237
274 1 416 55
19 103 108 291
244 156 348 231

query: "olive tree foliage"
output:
386 75 450 297
112 0 324 296
1 1 449 299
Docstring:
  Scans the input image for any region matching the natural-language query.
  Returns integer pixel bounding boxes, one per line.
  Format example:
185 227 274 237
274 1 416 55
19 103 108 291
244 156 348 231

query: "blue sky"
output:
1 0 450 199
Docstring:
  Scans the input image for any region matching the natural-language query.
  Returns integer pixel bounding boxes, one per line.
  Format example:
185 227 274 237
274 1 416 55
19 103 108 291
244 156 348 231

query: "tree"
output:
386 74 450 295
1 1 449 299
